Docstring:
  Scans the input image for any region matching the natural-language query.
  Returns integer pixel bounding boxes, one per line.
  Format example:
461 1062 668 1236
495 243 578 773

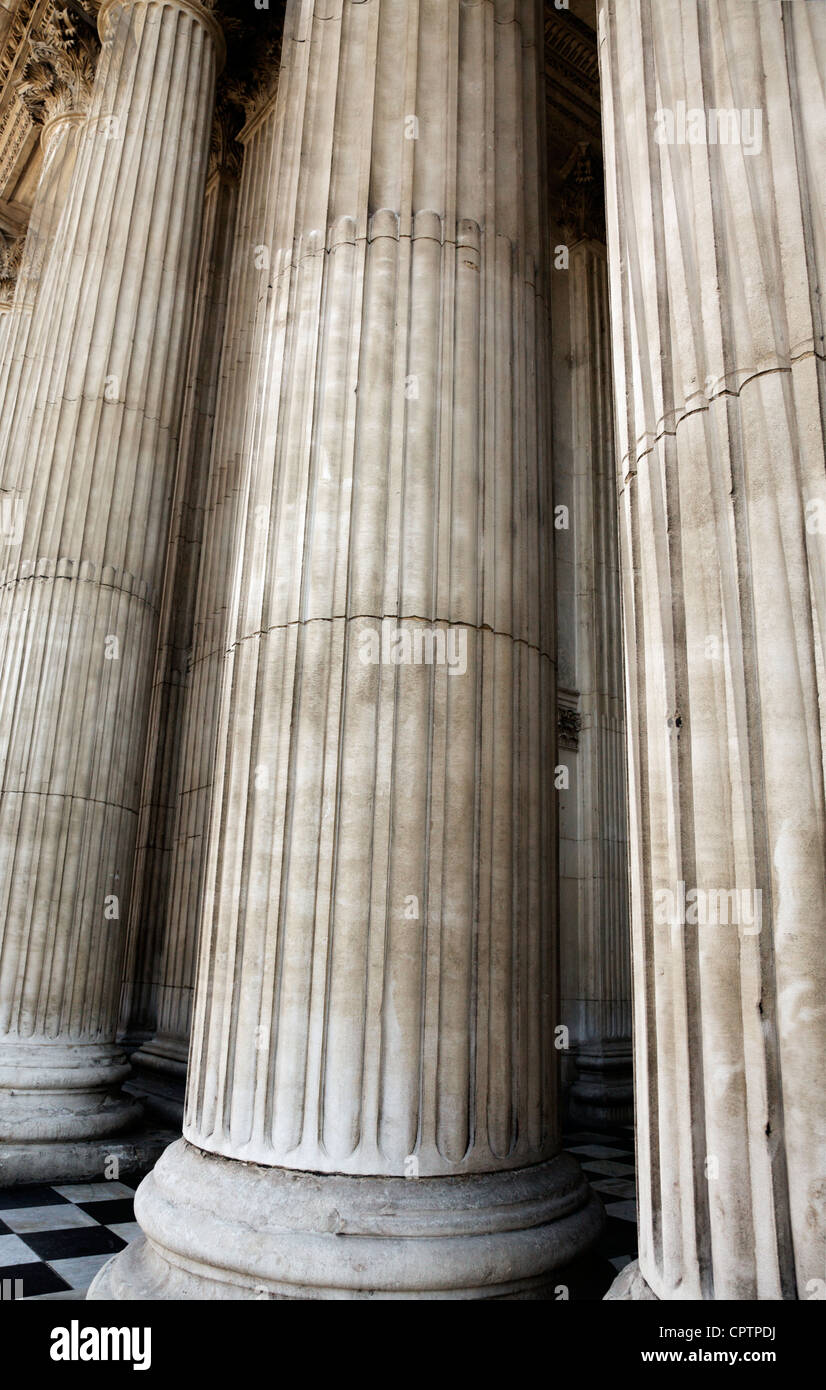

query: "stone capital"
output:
208 84 245 181
17 0 100 126
0 226 24 309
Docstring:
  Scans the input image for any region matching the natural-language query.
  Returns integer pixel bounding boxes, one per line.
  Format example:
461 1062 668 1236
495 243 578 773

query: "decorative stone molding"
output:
545 4 599 99
0 223 23 305
544 3 601 148
558 699 582 751
0 1 50 199
558 140 605 246
0 96 30 191
208 84 244 181
0 0 40 96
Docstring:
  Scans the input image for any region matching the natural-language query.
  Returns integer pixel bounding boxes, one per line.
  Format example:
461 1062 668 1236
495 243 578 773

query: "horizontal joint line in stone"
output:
223 614 555 665
0 571 161 614
622 350 826 477
0 788 139 817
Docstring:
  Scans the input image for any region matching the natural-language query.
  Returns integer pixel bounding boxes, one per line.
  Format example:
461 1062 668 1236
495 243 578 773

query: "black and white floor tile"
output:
557 1123 638 1298
0 1177 141 1300
0 1126 637 1300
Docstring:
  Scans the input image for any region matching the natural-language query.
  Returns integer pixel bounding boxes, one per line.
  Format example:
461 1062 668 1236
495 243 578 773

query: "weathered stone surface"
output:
599 0 826 1300
91 1136 602 1299
122 160 242 1116
553 230 632 1129
0 0 222 1170
0 0 818 1305
91 0 603 1299
0 1125 176 1186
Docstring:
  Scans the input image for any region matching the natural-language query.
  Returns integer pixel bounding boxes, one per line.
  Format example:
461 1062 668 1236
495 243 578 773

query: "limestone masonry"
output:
0 0 822 1302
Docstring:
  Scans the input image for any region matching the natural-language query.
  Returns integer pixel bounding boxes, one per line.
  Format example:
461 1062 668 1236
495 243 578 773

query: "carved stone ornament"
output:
558 701 582 750
0 226 24 307
17 0 99 126
558 140 606 246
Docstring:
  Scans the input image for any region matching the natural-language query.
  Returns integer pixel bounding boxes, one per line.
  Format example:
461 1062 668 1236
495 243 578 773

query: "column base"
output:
89 1138 604 1300
0 1127 178 1186
124 1035 188 1126
0 1040 143 1147
568 1041 634 1129
605 1260 658 1300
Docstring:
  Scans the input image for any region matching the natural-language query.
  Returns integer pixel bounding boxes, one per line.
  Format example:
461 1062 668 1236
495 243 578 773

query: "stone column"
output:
123 59 285 1121
0 0 222 1181
118 92 244 1078
598 0 826 1299
554 144 631 1131
0 1 99 437
553 233 631 1128
91 0 602 1300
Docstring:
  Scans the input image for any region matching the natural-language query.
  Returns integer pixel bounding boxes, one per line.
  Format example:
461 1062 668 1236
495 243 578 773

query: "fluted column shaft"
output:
92 0 602 1301
599 0 825 1299
556 236 631 1128
126 99 284 1122
119 156 241 1044
0 112 85 627
0 2 100 456
0 0 221 1160
122 142 253 1118
0 114 85 426
189 0 555 1181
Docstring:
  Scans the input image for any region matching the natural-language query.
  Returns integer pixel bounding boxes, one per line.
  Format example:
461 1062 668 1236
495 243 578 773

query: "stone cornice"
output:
544 3 601 147
545 6 599 97
0 0 43 96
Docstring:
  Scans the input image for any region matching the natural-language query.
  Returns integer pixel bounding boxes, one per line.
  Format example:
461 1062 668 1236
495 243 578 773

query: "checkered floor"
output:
560 1123 638 1296
0 1177 141 1300
0 1126 637 1300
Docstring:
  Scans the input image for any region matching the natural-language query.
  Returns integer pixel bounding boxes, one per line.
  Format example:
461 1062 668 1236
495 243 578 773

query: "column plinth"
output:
0 1040 135 1142
93 1138 599 1300
568 1041 633 1131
